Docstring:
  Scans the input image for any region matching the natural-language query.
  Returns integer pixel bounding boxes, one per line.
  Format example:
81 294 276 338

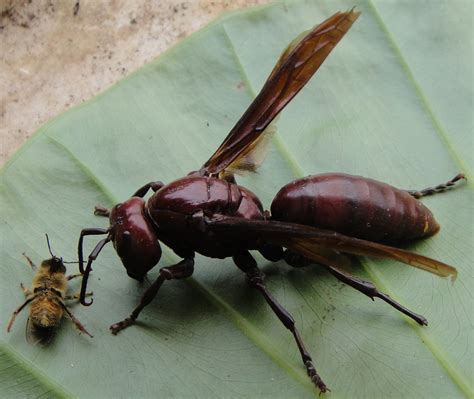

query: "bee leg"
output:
60 303 93 338
233 250 329 394
406 173 466 199
22 253 37 270
326 265 428 326
66 273 83 281
7 297 34 332
64 292 93 301
110 256 195 335
20 283 32 297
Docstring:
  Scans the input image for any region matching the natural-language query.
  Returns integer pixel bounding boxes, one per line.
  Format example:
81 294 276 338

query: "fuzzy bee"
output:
7 235 93 344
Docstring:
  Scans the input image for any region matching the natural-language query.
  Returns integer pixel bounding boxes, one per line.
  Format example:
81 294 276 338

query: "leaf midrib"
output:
0 342 74 398
44 132 316 394
220 3 472 397
2 1 471 397
366 0 473 185
366 2 472 395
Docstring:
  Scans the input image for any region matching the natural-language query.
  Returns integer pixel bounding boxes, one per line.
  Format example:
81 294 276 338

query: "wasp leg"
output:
94 206 110 217
406 173 466 199
132 181 164 198
282 248 428 325
259 243 285 262
77 228 111 305
7 297 34 332
221 174 237 184
326 265 428 326
78 227 110 274
79 234 111 305
233 250 329 394
110 256 195 335
22 253 37 270
60 303 93 337
283 250 312 268
261 248 313 267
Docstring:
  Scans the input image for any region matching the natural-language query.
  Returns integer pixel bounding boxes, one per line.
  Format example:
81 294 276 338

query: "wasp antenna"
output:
45 233 55 258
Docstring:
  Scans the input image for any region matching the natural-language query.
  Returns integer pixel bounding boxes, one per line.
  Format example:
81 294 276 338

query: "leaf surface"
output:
1 1 472 398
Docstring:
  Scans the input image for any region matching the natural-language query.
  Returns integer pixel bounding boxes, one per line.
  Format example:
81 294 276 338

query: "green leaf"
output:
1 1 472 397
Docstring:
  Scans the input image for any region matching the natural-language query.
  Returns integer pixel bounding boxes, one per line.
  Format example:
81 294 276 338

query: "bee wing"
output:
205 217 458 279
201 10 360 176
26 318 56 346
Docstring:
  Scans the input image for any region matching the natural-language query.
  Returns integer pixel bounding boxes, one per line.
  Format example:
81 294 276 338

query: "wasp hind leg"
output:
282 248 428 325
233 250 329 394
406 173 466 199
326 265 428 326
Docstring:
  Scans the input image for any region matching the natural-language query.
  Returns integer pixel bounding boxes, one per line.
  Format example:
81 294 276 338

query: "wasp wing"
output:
218 119 278 179
201 10 360 176
206 217 458 279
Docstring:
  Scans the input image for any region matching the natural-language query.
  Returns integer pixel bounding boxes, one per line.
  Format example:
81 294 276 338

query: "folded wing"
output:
206 216 458 279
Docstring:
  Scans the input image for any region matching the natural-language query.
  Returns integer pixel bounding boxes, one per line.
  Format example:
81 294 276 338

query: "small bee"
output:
7 235 93 344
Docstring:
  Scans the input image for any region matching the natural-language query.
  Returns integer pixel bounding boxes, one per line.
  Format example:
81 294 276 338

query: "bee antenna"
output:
45 233 55 258
63 260 79 264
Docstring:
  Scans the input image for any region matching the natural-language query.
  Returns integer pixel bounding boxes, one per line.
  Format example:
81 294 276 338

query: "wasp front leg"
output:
94 206 110 217
132 181 164 198
110 256 195 335
94 181 164 217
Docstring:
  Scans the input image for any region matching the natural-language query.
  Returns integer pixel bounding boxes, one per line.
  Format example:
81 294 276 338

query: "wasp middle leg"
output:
233 250 329 393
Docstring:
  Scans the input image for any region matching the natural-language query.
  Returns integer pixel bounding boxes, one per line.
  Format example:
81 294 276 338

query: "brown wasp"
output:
7 235 93 344
77 10 464 392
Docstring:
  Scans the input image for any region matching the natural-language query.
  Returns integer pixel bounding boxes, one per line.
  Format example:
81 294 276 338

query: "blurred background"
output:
0 0 270 166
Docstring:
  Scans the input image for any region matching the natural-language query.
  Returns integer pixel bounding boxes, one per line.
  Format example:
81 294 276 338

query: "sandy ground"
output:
0 0 270 167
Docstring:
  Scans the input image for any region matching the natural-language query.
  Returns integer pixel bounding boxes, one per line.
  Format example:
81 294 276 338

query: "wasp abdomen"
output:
271 173 440 243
